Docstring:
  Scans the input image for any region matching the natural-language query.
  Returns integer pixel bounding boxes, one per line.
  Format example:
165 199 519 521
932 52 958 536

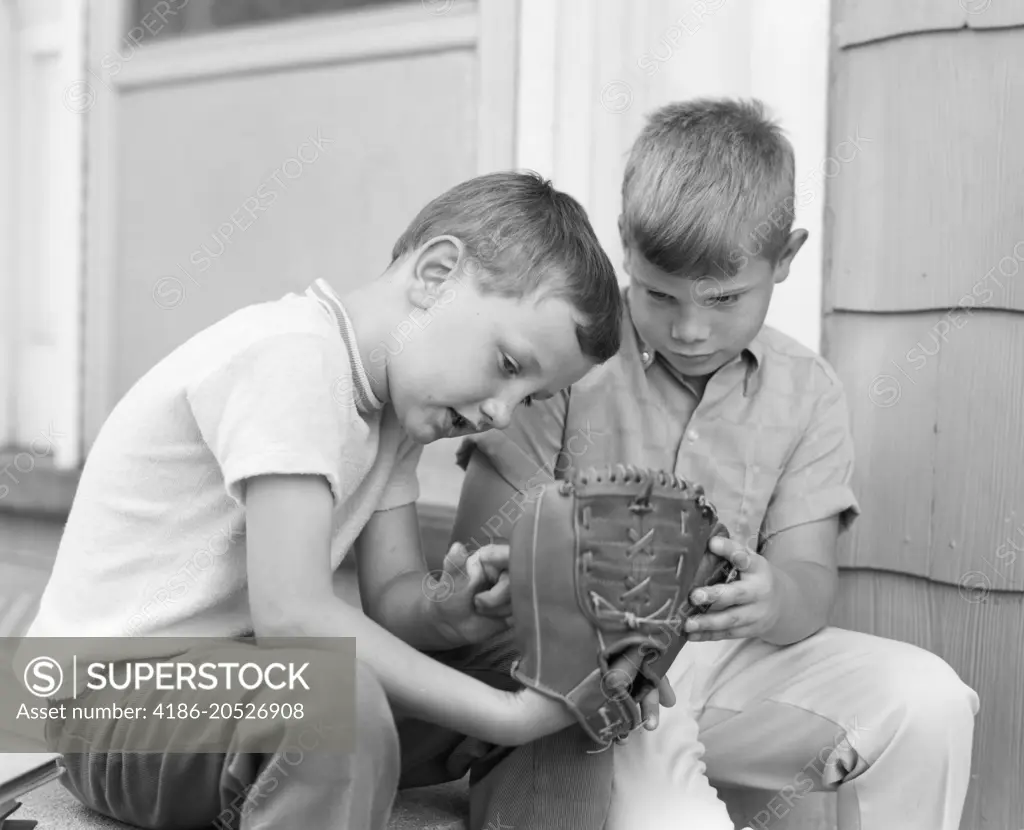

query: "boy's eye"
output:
696 291 743 307
501 354 521 376
647 289 675 302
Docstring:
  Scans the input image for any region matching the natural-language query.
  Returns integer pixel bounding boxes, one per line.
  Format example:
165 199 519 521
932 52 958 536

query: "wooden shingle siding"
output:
825 2 1024 827
834 0 1024 48
827 29 1024 314
826 312 1024 590
831 572 1024 830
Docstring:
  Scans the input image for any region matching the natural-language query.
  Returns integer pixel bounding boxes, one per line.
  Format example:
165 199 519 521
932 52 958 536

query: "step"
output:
389 780 468 829
15 777 469 829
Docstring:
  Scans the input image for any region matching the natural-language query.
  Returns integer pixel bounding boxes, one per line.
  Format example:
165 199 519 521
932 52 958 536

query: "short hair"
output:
392 171 622 363
620 98 796 277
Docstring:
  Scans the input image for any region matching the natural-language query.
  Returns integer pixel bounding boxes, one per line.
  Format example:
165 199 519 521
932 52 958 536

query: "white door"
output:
79 0 517 505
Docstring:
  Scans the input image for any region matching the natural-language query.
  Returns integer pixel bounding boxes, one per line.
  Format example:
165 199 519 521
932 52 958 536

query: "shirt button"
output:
641 350 650 363
686 429 698 442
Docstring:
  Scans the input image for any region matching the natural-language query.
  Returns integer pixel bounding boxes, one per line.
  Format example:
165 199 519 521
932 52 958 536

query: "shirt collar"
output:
308 279 383 413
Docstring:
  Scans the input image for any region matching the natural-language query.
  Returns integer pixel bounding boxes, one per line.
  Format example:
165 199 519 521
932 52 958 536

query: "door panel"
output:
89 0 513 507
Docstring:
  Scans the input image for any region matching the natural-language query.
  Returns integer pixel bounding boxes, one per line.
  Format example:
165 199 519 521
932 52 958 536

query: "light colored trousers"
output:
608 627 980 830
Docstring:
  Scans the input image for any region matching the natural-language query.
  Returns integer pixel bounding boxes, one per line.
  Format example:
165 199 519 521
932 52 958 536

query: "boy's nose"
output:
480 399 513 431
671 312 711 345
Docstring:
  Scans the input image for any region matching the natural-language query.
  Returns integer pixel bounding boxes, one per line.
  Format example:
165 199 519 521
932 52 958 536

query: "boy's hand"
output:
643 677 677 730
683 536 782 641
503 651 677 746
605 651 677 733
427 542 512 646
472 546 512 619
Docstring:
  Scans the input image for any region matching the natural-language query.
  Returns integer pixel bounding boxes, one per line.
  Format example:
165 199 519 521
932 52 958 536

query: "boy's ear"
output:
772 229 809 284
409 235 464 309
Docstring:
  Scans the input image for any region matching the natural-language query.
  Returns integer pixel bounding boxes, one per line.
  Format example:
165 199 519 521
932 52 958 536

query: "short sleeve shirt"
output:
464 289 860 551
24 280 421 662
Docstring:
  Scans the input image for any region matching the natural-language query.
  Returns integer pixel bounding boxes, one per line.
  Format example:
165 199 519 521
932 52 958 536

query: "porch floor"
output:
15 777 469 829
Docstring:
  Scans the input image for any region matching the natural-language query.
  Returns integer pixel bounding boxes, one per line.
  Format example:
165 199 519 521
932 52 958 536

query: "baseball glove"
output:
508 464 737 749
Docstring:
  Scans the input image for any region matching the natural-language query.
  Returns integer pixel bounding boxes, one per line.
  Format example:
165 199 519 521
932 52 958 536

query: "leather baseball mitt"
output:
508 464 737 749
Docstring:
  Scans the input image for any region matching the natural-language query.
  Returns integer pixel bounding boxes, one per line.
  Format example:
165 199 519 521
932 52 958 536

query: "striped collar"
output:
307 279 383 413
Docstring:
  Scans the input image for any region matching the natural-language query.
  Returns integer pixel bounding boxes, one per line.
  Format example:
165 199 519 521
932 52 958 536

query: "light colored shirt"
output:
23 279 421 663
464 289 860 552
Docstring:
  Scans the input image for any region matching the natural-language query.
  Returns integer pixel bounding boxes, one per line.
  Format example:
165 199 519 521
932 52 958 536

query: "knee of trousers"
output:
263 659 399 789
882 647 979 743
351 660 401 780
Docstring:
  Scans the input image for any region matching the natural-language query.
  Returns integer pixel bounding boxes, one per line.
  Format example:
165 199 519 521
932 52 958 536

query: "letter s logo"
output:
24 657 64 698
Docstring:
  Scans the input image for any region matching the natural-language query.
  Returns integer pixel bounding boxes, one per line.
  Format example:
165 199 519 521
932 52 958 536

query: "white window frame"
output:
82 0 519 454
0 1 14 451
1 0 87 468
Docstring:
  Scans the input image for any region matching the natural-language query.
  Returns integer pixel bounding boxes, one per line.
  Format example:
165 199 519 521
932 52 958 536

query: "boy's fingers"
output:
492 569 511 597
474 571 510 609
462 551 485 588
638 675 676 730
708 536 755 571
657 676 676 709
685 605 759 634
443 542 471 577
640 685 661 730
690 581 747 611
475 543 510 582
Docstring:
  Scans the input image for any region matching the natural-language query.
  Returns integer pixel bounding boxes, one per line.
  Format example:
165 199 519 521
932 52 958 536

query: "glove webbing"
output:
590 592 676 631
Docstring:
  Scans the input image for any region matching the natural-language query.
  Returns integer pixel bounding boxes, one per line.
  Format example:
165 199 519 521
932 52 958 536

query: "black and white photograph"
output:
0 0 1020 828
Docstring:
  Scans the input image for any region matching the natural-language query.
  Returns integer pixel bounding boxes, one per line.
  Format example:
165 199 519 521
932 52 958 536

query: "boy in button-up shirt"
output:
431 99 980 830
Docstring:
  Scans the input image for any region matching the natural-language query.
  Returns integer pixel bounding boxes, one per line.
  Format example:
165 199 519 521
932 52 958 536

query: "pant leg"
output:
607 628 978 830
696 627 977 830
49 645 399 830
398 630 615 830
607 663 741 830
